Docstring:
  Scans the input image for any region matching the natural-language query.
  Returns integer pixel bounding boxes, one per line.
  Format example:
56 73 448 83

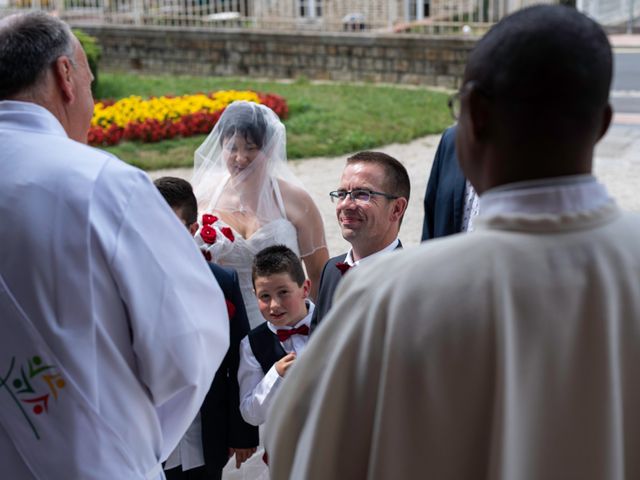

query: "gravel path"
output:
149 124 640 259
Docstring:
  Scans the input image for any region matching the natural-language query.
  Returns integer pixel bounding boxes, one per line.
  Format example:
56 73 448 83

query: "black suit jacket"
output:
309 253 347 333
421 125 467 241
309 241 402 333
201 264 259 476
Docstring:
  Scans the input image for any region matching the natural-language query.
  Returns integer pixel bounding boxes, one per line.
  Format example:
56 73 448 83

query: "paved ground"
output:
610 33 640 49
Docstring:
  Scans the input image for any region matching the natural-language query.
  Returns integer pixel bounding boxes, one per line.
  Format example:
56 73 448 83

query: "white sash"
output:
0 273 163 479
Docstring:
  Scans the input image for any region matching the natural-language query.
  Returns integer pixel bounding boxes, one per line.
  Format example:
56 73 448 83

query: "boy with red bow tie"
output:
238 245 315 427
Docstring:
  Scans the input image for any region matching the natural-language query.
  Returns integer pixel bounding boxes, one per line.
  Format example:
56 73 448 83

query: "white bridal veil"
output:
191 100 326 258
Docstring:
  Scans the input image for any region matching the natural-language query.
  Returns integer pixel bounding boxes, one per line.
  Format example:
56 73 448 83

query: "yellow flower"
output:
91 91 261 132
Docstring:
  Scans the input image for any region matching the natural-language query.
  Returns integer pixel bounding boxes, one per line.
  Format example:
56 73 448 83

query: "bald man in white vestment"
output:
266 6 640 480
0 13 228 479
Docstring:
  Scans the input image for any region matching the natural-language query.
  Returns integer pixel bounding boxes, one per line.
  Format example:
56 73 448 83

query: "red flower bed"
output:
88 92 288 147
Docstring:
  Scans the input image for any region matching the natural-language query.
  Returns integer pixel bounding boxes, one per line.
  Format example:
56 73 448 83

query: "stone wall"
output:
77 25 475 88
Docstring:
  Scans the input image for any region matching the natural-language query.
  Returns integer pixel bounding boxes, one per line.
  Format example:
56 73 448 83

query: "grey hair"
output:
0 11 76 99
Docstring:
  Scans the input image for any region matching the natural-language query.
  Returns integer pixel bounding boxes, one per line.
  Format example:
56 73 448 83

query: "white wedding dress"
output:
216 218 300 330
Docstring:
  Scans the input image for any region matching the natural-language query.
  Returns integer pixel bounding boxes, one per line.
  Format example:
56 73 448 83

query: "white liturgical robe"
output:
266 177 640 480
0 101 229 479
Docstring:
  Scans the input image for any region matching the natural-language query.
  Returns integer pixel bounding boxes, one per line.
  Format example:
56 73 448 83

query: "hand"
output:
229 447 257 468
275 352 296 377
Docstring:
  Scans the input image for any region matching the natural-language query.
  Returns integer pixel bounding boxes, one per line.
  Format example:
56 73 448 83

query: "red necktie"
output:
276 324 310 342
335 262 351 275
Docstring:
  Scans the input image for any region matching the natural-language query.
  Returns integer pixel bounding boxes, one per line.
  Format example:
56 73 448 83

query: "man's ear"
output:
390 197 408 223
467 86 492 140
597 103 613 141
189 221 199 237
53 55 75 103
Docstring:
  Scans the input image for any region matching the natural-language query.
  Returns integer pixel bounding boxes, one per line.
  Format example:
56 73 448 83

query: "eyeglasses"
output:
447 91 461 120
329 189 399 203
448 81 491 120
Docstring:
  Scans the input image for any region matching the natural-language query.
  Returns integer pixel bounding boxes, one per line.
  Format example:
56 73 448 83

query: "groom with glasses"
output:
309 151 410 333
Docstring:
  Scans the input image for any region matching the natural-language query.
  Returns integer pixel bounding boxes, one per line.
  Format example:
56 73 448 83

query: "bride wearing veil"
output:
192 101 329 329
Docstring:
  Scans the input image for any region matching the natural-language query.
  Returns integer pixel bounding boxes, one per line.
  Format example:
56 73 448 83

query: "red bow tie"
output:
335 262 351 275
276 324 310 342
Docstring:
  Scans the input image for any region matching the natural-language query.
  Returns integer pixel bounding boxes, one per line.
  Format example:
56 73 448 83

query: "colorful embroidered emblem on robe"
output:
0 355 65 439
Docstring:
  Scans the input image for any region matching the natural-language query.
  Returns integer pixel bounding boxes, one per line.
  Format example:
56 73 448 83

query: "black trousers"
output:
164 465 221 480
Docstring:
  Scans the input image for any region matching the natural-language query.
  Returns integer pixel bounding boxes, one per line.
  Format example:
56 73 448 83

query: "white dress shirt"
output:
344 238 400 267
461 180 480 232
0 101 229 479
163 412 205 471
238 301 315 426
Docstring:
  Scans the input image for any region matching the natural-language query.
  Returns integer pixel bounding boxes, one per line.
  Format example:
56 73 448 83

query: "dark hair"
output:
465 5 611 124
346 151 411 201
252 245 306 287
154 176 198 226
218 102 268 149
0 12 75 99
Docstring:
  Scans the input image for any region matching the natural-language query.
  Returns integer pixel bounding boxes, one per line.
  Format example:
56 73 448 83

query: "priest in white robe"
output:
0 13 228 479
265 6 640 480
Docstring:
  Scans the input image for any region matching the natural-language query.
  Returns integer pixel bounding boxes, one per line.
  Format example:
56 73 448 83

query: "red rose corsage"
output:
202 214 219 226
200 225 217 244
197 213 236 262
221 226 235 242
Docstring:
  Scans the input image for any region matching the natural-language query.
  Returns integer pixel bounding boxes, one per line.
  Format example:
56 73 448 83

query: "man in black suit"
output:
155 177 258 480
310 151 410 333
421 123 482 242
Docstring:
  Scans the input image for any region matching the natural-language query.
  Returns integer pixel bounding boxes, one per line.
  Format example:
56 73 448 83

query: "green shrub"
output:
73 29 101 95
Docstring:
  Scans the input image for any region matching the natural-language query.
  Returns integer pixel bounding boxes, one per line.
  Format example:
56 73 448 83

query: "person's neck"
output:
227 171 270 213
469 135 596 195
283 303 310 328
351 238 396 262
476 148 593 195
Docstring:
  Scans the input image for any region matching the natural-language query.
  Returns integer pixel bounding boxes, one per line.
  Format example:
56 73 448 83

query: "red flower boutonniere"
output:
221 226 235 242
202 250 212 262
200 225 217 244
335 262 351 275
225 299 236 319
202 214 218 226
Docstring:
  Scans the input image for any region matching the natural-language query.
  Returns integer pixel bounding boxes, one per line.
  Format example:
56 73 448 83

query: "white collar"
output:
0 100 68 138
345 238 400 267
479 175 611 217
267 300 315 333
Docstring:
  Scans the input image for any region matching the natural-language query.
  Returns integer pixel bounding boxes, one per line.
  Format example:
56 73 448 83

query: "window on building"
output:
298 0 322 18
408 0 430 19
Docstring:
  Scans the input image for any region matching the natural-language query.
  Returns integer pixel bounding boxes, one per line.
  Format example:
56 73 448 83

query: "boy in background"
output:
238 245 315 427
154 176 258 480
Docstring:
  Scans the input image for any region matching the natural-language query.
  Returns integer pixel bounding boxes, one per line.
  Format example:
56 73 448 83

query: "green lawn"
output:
95 73 452 170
